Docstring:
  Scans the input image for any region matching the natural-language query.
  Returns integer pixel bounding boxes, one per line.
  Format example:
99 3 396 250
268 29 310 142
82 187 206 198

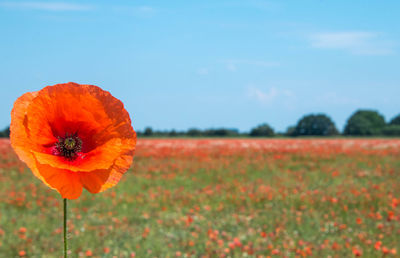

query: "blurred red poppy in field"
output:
10 82 136 199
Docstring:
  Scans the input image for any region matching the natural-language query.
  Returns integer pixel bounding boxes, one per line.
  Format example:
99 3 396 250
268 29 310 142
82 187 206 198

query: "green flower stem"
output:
63 198 68 258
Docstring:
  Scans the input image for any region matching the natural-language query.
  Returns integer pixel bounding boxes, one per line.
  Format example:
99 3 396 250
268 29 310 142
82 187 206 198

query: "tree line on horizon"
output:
136 109 400 137
0 109 399 138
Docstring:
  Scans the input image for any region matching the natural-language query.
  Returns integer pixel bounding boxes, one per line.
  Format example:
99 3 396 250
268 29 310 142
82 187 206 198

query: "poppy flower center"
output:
55 133 82 160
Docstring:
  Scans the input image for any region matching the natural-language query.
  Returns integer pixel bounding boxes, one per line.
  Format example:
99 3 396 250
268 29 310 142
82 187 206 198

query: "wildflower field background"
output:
0 138 399 257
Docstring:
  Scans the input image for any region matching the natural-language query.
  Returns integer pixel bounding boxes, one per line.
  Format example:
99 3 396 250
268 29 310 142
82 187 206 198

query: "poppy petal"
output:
31 137 133 172
98 138 136 192
80 135 136 193
36 162 83 199
11 82 136 199
79 169 111 193
26 83 135 169
10 91 45 181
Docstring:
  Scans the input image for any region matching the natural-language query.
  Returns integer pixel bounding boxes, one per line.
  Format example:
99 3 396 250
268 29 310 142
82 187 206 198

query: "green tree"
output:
0 126 10 138
382 125 400 136
168 129 178 137
143 127 153 136
344 110 385 136
389 114 400 125
204 128 239 137
285 126 296 137
293 114 338 136
187 128 202 137
381 114 400 136
249 123 274 137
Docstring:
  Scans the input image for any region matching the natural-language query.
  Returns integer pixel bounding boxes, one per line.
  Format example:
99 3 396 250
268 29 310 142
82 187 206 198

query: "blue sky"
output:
1 1 399 132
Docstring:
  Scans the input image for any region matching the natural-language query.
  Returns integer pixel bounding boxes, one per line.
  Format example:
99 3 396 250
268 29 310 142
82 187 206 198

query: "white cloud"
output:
197 68 209 75
226 62 237 72
309 31 394 55
0 1 93 11
110 5 157 17
131 6 156 17
316 92 360 106
247 86 296 100
223 59 279 72
248 87 278 103
247 87 295 108
210 1 280 12
134 6 154 13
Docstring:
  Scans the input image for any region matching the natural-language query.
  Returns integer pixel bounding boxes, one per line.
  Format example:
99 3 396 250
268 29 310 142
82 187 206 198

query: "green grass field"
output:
0 138 399 257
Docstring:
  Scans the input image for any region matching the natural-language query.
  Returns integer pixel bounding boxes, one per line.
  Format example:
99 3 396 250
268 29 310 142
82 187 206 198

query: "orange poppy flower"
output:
10 82 136 199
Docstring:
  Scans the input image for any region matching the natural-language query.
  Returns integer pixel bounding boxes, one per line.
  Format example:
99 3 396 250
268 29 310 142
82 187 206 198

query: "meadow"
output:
0 138 399 257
